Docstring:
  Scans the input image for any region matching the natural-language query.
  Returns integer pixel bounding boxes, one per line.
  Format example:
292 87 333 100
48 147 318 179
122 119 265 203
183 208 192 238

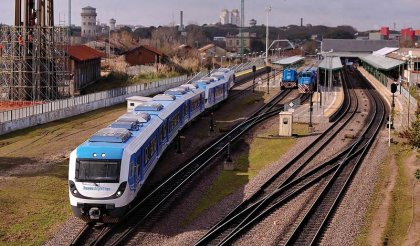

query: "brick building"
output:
123 45 163 66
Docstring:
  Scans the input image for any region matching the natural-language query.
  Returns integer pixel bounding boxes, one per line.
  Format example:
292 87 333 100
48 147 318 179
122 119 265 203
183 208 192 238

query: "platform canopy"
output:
360 54 406 71
318 57 343 71
272 55 304 66
373 47 400 56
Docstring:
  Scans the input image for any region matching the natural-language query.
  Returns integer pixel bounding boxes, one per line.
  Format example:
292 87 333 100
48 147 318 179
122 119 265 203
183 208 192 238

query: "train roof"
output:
164 87 188 96
89 128 132 143
180 84 198 90
134 94 185 120
76 116 162 159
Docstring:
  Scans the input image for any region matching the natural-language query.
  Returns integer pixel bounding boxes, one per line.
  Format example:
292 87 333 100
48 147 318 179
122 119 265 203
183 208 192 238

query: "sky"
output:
0 0 419 31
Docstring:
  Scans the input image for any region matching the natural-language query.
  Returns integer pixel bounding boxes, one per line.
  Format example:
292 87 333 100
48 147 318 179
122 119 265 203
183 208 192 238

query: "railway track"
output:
195 69 386 246
285 69 386 245
69 86 297 246
194 70 356 245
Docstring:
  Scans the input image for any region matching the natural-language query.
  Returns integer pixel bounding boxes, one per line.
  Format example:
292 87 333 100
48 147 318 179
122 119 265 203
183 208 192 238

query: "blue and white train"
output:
68 69 234 222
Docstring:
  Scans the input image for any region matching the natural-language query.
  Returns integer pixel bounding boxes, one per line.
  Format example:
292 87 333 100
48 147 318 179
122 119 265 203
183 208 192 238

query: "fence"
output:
0 62 264 135
400 86 418 111
0 74 191 135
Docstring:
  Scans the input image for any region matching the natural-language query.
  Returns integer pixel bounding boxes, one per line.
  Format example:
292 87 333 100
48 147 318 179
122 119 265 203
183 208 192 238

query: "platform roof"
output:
318 57 343 71
272 56 304 65
360 54 406 71
322 39 399 53
373 47 400 56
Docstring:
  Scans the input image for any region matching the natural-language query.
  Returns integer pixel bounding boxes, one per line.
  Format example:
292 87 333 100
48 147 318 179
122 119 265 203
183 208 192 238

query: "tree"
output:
303 40 319 55
409 114 420 148
133 27 152 39
119 26 133 34
324 30 354 39
250 39 265 52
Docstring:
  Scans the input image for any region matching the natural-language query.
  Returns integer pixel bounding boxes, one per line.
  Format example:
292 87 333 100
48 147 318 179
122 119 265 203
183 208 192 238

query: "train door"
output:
127 155 138 192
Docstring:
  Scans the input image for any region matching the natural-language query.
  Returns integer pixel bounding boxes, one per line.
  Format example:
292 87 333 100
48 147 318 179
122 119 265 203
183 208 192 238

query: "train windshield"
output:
75 159 121 183
301 72 312 77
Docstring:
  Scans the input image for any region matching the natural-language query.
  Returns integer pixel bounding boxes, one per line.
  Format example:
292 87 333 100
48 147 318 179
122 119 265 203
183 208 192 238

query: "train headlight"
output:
69 181 81 197
101 153 106 158
114 182 127 198
93 153 97 157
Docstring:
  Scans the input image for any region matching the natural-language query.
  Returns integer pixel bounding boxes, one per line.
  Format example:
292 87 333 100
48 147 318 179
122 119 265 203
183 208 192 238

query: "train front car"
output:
69 125 143 223
281 68 298 89
298 67 317 93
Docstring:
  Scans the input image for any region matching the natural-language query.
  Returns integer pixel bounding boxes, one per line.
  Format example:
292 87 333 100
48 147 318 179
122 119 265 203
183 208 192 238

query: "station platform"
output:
359 67 418 130
292 85 344 126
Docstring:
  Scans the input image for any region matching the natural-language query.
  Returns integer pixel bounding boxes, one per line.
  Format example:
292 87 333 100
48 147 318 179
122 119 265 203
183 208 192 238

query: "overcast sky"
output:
0 0 419 31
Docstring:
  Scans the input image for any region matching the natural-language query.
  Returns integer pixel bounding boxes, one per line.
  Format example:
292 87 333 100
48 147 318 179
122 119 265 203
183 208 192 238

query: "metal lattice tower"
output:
0 0 70 102
240 0 244 55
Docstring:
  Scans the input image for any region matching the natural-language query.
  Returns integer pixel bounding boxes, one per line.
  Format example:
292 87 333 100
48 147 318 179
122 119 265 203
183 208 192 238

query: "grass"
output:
0 162 71 245
356 144 413 246
0 103 126 171
182 123 307 226
81 71 181 94
355 146 392 246
382 145 412 245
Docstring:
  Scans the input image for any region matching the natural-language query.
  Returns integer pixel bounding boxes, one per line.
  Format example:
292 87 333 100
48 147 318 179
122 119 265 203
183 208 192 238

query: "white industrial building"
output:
109 18 116 31
81 6 97 38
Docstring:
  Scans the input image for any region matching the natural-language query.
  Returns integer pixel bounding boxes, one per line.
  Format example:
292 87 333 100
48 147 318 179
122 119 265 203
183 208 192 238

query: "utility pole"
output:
240 0 244 56
265 6 271 65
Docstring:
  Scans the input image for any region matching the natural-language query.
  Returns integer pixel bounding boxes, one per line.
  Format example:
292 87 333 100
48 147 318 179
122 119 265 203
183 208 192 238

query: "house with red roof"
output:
67 45 104 94
122 45 164 66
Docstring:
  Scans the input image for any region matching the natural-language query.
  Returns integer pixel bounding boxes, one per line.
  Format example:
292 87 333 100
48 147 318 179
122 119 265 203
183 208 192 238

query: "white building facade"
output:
81 6 97 38
220 9 229 25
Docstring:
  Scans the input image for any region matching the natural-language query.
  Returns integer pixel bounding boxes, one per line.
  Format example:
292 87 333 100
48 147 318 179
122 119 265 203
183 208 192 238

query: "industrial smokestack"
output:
300 18 303 27
180 11 184 31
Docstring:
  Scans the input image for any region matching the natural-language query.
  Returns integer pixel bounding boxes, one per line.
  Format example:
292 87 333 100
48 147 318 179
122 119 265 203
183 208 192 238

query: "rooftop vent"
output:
134 102 164 111
89 128 132 143
164 87 187 96
180 84 197 90
153 94 176 101
110 122 139 131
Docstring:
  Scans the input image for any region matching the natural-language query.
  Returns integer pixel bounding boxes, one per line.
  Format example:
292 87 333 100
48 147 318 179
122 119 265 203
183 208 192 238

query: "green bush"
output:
415 169 420 180
408 115 420 148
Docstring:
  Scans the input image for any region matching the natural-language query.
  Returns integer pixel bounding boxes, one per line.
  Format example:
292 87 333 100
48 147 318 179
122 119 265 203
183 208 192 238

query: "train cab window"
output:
75 160 121 183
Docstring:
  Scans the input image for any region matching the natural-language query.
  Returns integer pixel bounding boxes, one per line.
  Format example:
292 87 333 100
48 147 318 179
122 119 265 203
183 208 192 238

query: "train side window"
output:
136 156 141 176
160 126 166 142
130 103 135 107
184 104 188 117
129 162 135 177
